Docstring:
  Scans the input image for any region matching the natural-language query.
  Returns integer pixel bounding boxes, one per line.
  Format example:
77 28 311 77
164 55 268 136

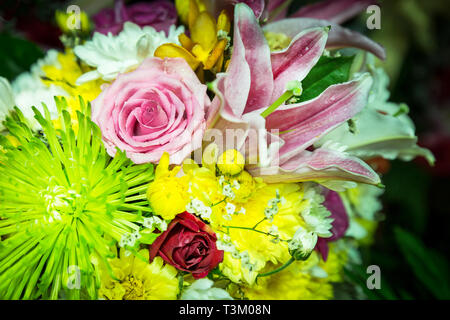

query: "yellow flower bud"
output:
217 149 245 176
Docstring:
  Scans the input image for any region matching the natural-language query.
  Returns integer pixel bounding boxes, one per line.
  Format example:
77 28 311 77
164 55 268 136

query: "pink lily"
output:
208 3 380 185
205 0 385 60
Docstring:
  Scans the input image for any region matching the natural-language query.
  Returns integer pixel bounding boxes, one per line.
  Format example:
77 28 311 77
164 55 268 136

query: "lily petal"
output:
263 17 386 60
234 3 274 114
291 0 377 24
266 73 373 163
247 147 380 185
270 26 328 102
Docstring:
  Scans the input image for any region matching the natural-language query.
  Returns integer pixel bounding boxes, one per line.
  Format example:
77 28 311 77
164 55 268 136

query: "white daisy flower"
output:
74 22 184 84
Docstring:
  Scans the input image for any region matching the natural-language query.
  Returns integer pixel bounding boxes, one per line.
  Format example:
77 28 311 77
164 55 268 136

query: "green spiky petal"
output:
0 97 154 300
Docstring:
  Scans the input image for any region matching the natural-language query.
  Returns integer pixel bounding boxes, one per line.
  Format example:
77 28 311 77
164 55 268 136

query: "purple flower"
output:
316 190 349 261
93 0 177 35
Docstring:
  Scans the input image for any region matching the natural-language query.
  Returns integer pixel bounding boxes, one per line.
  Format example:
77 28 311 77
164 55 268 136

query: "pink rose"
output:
92 57 210 164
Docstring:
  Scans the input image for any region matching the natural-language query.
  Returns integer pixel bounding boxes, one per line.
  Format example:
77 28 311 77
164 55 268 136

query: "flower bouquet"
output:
0 0 434 300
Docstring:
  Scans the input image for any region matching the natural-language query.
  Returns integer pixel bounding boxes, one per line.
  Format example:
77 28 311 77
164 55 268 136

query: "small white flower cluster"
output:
264 189 285 222
222 183 235 199
216 234 236 253
222 202 245 221
186 198 212 221
119 230 142 248
238 251 256 272
216 235 255 271
288 227 318 260
268 225 281 244
219 175 240 200
142 215 167 232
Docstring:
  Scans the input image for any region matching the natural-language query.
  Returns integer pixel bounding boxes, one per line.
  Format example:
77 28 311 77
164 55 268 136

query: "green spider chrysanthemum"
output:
0 97 154 300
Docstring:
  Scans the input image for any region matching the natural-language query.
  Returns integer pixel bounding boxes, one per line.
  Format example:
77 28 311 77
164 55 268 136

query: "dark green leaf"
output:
394 227 450 299
0 32 44 81
299 55 354 102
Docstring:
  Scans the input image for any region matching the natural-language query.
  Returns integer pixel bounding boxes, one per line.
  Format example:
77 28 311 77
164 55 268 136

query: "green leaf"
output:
299 55 354 102
344 264 398 300
394 227 450 299
0 32 44 81
139 232 158 245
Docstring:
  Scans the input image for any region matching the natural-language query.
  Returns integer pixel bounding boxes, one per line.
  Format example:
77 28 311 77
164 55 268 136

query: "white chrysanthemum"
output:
0 77 15 131
6 50 69 130
12 73 68 130
181 279 233 300
74 22 185 84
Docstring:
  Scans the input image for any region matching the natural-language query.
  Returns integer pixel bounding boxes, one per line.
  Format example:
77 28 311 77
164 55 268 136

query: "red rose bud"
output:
149 212 224 279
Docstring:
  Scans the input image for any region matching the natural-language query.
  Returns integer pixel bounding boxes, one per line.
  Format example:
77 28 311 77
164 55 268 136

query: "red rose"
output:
149 212 224 279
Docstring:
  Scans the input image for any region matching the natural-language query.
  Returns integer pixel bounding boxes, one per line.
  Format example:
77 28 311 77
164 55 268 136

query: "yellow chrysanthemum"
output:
147 153 190 220
184 164 223 206
223 171 259 203
242 246 347 300
41 50 103 131
98 249 179 300
216 183 310 284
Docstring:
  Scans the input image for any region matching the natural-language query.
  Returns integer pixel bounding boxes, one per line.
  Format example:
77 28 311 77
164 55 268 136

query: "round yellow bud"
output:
217 150 245 176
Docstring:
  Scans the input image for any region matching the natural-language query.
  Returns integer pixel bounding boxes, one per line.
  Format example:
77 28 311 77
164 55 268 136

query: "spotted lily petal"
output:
247 147 380 185
270 26 328 102
266 73 373 164
263 17 386 60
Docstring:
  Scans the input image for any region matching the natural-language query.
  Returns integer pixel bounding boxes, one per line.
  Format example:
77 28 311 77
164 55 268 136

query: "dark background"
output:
0 0 449 299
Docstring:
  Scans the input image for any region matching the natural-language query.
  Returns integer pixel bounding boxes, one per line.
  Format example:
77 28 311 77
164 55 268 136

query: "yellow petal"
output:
191 11 217 52
188 0 200 31
154 43 200 70
155 152 170 178
202 143 219 171
191 44 210 64
178 33 194 51
204 39 227 70
175 0 190 25
182 158 200 173
217 10 231 33
214 52 224 72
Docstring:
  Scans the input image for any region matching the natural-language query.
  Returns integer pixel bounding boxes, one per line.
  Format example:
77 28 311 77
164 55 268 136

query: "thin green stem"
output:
260 90 294 118
257 257 295 278
252 218 266 230
211 198 226 207
221 225 288 242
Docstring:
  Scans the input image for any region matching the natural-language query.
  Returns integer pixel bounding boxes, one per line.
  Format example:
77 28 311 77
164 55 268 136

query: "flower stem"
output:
252 218 266 230
257 257 295 278
221 225 287 241
211 198 226 207
260 90 293 118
